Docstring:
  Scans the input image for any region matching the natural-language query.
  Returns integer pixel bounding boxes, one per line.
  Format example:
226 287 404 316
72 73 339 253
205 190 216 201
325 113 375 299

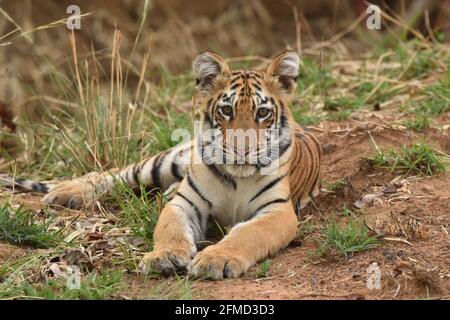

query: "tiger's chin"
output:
223 164 258 178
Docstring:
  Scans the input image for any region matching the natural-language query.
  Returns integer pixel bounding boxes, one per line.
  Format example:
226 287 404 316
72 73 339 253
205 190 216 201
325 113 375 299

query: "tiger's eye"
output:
220 106 233 116
257 108 270 118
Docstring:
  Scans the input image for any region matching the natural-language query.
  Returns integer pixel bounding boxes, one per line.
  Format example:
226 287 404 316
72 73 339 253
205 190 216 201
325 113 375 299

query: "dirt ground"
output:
1 105 449 300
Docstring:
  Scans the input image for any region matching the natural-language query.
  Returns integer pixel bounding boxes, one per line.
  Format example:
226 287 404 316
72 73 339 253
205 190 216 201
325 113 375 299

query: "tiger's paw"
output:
188 246 251 280
42 183 95 210
140 248 193 277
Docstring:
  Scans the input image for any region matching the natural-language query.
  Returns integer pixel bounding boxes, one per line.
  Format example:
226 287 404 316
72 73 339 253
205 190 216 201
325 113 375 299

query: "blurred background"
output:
0 0 449 173
1 0 449 105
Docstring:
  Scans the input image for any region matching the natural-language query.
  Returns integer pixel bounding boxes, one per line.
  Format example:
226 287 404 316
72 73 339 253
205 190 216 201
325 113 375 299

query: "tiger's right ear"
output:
193 52 230 92
266 51 299 93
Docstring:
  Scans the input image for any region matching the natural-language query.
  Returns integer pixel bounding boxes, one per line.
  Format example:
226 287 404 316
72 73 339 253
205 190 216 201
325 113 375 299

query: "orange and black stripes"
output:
289 127 322 211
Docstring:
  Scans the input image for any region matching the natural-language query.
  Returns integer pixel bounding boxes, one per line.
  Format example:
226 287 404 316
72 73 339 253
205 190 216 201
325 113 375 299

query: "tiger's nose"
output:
234 147 250 157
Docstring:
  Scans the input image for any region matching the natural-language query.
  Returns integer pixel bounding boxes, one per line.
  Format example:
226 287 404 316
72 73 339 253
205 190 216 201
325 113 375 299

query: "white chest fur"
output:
191 165 288 226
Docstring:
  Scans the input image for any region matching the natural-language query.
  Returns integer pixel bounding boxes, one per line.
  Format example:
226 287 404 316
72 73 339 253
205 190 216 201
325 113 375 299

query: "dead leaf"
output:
354 191 384 209
383 237 414 246
85 232 104 242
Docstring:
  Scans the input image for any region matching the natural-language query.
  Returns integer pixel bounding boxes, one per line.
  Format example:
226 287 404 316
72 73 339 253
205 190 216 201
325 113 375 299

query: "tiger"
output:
0 50 321 280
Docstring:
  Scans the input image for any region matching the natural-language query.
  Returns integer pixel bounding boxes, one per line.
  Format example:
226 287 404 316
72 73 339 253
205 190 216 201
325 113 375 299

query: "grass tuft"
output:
0 203 65 248
325 180 346 193
113 183 164 247
256 259 271 278
403 116 431 131
340 205 355 217
369 143 448 176
0 270 122 300
316 217 379 259
414 82 450 116
175 276 193 300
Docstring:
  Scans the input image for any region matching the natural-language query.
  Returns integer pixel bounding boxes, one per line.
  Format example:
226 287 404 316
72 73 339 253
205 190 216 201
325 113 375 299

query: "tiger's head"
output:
192 51 299 178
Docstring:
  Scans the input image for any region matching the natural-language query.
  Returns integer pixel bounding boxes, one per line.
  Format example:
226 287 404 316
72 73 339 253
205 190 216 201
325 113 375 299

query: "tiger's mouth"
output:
201 140 283 166
222 164 258 178
227 146 257 165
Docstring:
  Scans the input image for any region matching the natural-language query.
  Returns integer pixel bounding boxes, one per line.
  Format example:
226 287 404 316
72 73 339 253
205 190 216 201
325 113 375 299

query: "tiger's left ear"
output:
266 51 299 92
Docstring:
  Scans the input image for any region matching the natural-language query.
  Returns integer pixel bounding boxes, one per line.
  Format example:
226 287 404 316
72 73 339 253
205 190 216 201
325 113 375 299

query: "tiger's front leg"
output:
139 205 197 276
188 202 298 280
140 188 207 276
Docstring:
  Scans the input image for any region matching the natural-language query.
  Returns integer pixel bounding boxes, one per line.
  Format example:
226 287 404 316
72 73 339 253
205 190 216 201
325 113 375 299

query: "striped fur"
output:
1 51 321 280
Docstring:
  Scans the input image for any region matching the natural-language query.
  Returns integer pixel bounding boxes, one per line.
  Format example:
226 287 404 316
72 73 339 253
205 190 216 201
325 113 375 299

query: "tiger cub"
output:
0 51 321 280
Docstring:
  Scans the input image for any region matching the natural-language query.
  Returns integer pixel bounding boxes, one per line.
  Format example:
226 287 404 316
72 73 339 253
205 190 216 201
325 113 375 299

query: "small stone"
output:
382 185 397 194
